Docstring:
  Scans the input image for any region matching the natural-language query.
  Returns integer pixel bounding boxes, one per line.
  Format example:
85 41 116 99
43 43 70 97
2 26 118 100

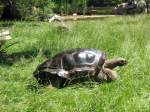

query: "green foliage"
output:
0 15 150 111
104 0 123 6
53 0 80 15
17 0 56 20
53 0 123 15
1 0 55 20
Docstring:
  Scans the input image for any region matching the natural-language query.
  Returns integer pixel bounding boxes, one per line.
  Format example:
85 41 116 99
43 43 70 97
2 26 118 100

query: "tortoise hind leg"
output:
103 68 119 81
104 57 127 69
97 68 119 82
49 76 67 88
34 72 67 88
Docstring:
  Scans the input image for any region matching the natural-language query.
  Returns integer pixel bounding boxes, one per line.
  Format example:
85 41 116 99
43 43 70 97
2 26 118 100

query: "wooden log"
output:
48 14 63 23
61 15 116 21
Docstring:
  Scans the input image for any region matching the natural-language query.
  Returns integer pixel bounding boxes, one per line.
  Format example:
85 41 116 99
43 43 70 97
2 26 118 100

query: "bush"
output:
17 0 56 21
1 0 55 21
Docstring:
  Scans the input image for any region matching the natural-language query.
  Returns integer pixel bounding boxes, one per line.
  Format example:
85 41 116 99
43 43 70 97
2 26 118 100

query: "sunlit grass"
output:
0 15 150 112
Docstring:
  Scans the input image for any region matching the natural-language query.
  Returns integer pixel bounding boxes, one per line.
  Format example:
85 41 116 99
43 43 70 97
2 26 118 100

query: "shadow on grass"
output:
67 81 100 90
27 78 101 92
26 81 100 92
0 49 51 65
26 80 43 92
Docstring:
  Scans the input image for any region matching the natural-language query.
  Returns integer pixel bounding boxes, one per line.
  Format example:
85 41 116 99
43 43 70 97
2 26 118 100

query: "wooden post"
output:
0 30 11 47
0 30 11 40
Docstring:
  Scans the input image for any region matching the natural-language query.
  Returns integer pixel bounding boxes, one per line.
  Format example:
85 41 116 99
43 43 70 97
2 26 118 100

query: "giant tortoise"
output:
33 48 127 88
113 1 146 15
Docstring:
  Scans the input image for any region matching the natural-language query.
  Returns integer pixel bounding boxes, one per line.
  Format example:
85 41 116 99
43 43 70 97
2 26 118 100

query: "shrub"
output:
0 0 55 21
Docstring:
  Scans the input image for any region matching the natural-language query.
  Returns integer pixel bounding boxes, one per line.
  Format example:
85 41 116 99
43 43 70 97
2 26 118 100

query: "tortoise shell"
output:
33 48 106 87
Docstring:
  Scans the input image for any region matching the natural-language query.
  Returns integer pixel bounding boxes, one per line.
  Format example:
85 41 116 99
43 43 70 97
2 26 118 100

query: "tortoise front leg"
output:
104 57 127 69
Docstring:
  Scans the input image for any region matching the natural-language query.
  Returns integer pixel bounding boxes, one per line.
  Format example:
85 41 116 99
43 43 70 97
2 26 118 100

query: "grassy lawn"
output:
0 15 150 112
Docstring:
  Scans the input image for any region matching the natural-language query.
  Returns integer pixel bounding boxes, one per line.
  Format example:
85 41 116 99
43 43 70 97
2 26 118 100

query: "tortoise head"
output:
116 58 127 66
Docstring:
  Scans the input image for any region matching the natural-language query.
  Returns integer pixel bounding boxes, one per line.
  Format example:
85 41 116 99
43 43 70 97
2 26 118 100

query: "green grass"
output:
0 15 150 112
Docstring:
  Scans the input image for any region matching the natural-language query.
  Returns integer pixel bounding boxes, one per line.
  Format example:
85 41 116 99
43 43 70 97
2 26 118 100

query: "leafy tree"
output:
1 0 55 20
144 0 150 13
53 0 88 15
104 0 123 6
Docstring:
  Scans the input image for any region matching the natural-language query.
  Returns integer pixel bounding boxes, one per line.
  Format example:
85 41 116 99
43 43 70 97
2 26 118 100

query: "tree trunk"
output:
60 0 63 15
83 0 87 15
145 0 150 14
65 0 68 15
